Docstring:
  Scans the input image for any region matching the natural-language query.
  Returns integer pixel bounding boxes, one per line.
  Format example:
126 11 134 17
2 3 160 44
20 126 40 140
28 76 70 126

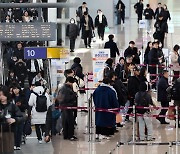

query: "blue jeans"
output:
138 113 153 140
14 122 24 147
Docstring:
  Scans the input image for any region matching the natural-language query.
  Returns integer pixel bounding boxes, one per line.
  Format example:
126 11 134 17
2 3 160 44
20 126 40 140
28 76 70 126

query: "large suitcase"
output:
0 124 14 153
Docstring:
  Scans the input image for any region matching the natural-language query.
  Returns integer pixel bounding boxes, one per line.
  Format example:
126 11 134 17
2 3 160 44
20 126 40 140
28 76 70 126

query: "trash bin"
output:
0 124 14 153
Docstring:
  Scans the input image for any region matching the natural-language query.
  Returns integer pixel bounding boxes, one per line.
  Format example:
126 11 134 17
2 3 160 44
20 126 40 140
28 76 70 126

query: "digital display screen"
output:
0 22 56 41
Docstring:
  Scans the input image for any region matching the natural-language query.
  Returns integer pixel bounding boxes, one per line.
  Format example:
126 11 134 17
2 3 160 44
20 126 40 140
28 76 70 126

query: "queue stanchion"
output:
87 93 90 134
169 142 172 154
132 105 136 142
176 106 179 144
146 64 149 73
86 73 89 105
90 94 93 129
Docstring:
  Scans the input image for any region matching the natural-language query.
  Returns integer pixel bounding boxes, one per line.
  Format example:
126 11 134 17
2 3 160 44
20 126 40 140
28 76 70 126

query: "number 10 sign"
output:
24 47 47 59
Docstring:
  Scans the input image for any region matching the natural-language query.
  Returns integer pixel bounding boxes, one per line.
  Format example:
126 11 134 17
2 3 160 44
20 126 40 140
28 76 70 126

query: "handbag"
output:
167 106 175 120
23 119 32 135
105 27 110 33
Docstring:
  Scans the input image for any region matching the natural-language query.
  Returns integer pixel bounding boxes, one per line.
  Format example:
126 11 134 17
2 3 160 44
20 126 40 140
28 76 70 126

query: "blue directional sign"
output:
24 47 47 59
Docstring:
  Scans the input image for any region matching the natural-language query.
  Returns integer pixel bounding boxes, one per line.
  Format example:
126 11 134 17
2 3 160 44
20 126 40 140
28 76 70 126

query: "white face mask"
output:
70 20 75 24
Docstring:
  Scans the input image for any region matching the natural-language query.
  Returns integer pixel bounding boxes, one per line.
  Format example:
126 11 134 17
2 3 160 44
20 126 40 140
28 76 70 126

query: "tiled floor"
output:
15 0 180 153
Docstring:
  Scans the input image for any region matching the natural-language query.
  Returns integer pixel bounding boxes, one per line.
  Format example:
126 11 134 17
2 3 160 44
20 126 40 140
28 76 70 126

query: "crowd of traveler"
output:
0 1 180 152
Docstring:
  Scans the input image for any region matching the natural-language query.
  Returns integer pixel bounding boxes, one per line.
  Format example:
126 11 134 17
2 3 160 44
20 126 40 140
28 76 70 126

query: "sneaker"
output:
38 140 42 144
16 147 21 150
14 146 17 150
69 136 78 141
147 138 155 141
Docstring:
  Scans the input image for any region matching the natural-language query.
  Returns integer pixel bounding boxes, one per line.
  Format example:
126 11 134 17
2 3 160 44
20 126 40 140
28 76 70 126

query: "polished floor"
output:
16 0 180 153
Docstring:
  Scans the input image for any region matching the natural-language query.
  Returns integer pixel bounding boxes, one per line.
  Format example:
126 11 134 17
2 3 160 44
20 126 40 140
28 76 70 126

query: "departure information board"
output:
0 22 56 41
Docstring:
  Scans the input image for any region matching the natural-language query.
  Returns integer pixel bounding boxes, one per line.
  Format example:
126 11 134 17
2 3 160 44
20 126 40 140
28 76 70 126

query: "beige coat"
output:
171 51 180 71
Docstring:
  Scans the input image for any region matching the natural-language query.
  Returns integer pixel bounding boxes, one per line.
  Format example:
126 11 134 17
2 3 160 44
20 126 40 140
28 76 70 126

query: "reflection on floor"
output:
17 112 180 154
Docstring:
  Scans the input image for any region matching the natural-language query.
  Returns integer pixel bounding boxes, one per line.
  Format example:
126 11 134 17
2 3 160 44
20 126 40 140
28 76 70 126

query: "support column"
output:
48 0 57 47
48 0 57 93
61 8 66 46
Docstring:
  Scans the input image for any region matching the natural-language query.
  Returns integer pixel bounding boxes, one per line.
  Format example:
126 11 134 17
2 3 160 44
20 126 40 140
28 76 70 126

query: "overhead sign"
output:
24 47 47 59
24 47 69 59
0 23 56 41
92 49 110 87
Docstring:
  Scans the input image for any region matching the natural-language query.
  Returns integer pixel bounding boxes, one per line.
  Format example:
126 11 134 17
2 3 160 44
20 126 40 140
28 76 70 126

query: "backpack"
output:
33 91 47 112
171 81 180 100
23 119 32 135
136 92 149 114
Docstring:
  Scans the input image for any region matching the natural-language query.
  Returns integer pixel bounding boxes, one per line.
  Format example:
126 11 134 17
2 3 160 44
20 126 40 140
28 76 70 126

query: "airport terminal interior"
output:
0 0 180 154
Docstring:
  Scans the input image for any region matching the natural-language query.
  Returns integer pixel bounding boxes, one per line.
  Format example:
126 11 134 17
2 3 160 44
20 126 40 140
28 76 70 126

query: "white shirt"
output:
31 60 36 72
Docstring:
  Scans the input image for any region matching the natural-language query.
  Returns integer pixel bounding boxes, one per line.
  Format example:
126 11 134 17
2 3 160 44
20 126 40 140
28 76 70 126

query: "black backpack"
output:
171 81 180 101
33 91 47 112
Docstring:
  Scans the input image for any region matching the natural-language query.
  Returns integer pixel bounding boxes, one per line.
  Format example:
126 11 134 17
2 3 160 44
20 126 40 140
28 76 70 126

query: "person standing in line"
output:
28 81 51 143
116 0 125 25
171 45 180 82
115 57 126 81
95 9 108 41
81 11 94 48
148 41 159 89
76 2 89 30
144 41 152 65
104 34 120 63
154 3 164 19
126 66 140 121
143 4 154 34
135 82 154 141
124 41 140 64
157 70 170 124
93 77 119 140
71 57 86 112
134 0 144 23
66 18 79 52
57 77 78 141
154 14 168 48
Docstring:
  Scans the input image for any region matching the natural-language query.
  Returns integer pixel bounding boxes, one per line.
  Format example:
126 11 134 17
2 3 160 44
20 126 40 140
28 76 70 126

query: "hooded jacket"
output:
28 86 51 124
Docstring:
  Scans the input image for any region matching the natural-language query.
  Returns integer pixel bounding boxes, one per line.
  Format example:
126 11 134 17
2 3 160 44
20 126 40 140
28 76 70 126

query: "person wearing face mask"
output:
66 18 79 52
81 11 94 48
95 9 108 41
